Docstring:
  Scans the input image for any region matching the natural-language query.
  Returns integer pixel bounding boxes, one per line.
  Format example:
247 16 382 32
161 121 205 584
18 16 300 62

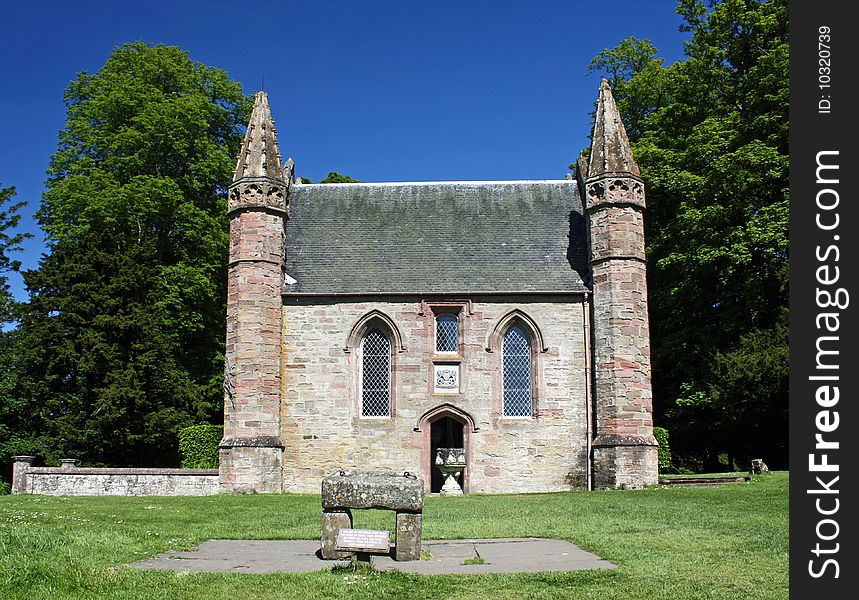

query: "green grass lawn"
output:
0 472 788 599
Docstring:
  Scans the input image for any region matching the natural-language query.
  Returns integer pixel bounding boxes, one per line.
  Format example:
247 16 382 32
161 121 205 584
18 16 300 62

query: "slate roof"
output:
283 180 589 295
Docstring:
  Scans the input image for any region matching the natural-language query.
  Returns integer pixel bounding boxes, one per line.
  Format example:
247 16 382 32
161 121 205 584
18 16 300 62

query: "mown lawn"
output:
0 472 788 599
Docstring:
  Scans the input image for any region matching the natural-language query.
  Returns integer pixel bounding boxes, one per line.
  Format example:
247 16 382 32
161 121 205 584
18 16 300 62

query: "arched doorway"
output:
417 404 477 494
429 416 465 493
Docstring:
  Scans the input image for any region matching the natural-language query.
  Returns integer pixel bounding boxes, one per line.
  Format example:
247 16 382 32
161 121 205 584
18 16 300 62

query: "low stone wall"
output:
11 456 219 496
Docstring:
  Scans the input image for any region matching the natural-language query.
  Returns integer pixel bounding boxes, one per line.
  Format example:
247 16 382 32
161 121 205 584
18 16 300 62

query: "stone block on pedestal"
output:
320 510 353 560
395 512 422 561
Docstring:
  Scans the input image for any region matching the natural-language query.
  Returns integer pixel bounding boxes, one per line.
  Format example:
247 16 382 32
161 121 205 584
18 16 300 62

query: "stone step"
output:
659 476 751 487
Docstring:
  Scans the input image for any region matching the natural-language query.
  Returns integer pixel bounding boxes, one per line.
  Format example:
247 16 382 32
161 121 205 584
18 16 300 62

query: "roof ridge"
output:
295 179 576 188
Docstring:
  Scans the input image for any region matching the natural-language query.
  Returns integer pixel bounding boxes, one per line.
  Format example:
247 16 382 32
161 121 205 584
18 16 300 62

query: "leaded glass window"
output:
361 327 391 417
503 325 532 417
435 315 458 353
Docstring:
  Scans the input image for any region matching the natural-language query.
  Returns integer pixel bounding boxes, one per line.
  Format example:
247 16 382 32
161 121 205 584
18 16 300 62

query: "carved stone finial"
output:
283 157 295 182
232 91 286 184
228 92 291 213
587 79 640 179
584 81 645 209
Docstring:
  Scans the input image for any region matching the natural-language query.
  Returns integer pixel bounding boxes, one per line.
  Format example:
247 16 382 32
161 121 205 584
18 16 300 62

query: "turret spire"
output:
221 90 288 493
582 79 657 489
587 79 639 178
233 91 285 183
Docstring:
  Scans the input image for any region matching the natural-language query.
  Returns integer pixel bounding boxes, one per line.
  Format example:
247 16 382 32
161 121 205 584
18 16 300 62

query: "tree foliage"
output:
12 43 250 467
588 0 788 469
653 427 672 472
319 171 361 183
0 184 35 480
178 423 222 468
0 185 28 323
298 172 360 184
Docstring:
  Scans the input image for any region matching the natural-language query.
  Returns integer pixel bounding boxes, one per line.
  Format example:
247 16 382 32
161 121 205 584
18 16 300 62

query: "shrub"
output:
0 480 10 495
653 427 671 472
178 424 223 468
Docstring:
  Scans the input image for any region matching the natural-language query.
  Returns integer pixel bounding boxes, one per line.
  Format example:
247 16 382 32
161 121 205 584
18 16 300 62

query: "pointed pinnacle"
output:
232 91 285 183
587 79 639 179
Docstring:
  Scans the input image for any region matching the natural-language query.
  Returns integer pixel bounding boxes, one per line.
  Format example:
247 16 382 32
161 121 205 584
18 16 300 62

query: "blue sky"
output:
0 0 688 301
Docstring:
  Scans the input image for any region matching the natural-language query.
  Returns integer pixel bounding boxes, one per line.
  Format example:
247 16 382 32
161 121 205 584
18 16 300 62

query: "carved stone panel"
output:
585 176 645 209
433 364 459 393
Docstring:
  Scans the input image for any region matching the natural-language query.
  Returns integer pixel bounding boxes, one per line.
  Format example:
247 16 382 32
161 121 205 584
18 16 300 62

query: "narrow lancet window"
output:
502 325 532 416
361 327 391 417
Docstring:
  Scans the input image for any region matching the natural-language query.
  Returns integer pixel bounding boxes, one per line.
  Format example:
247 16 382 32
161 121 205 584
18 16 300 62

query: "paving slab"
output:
131 538 615 575
132 540 350 573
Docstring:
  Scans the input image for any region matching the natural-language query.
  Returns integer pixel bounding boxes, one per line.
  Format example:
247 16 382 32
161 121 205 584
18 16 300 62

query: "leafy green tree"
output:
299 172 359 184
319 172 360 183
588 0 788 469
0 184 35 483
0 185 28 323
587 37 673 140
13 43 250 467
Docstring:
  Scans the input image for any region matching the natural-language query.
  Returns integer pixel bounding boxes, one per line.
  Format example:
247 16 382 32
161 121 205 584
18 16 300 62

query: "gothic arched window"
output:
361 326 392 417
502 325 532 417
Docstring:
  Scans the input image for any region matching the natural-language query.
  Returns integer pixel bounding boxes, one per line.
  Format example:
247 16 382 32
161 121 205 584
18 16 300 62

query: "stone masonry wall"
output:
585 183 658 489
221 191 286 493
592 444 659 490
224 208 285 439
280 296 589 494
590 257 653 437
11 459 218 496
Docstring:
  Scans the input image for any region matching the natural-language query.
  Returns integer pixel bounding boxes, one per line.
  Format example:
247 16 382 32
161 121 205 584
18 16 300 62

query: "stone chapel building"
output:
218 81 658 494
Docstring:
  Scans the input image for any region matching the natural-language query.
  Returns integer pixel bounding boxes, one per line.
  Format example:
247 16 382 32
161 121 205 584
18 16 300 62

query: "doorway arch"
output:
416 404 477 494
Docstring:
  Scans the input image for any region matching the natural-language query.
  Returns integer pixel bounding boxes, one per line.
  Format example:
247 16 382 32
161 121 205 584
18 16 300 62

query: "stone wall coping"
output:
283 290 589 297
592 434 658 448
24 467 219 476
219 435 284 449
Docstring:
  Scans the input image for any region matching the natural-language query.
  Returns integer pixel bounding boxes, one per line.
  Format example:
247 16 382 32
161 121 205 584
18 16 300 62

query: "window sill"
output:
432 355 463 362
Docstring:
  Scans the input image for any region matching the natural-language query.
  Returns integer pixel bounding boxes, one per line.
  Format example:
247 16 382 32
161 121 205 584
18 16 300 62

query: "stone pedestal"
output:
320 510 353 560
438 467 464 496
11 456 35 494
395 512 422 561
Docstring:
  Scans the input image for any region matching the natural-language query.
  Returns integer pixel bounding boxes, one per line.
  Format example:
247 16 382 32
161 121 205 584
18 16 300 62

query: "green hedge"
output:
178 424 223 468
653 427 671 472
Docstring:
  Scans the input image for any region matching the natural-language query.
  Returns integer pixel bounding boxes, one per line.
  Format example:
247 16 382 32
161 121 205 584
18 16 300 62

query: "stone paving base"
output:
132 538 616 575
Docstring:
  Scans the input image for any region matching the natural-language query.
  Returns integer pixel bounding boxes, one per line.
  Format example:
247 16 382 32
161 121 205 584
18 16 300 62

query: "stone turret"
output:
583 80 658 489
219 91 291 493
